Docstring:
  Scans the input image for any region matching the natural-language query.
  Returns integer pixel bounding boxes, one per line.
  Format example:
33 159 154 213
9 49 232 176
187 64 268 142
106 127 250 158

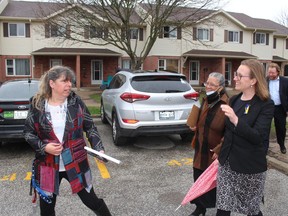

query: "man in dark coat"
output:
267 63 288 154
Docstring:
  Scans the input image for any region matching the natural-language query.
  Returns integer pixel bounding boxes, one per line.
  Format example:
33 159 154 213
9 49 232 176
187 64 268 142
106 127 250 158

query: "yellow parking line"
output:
94 158 111 179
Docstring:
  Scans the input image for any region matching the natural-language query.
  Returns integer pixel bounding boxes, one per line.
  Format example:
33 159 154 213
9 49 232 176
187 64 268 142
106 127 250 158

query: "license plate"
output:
4 111 14 119
14 110 28 119
159 111 175 120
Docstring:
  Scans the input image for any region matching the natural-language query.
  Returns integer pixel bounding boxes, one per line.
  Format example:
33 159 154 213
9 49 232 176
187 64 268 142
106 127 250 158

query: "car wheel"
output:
100 101 108 124
112 112 127 146
180 133 193 142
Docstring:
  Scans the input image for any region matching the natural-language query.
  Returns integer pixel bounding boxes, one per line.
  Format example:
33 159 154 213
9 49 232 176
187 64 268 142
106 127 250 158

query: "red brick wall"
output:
33 55 118 87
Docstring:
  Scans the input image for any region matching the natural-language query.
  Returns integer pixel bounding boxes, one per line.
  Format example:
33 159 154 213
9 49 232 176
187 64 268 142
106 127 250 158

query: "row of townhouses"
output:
1 0 288 89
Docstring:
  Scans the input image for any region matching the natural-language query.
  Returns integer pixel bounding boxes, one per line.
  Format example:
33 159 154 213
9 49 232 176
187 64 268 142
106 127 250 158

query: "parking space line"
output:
93 158 111 179
24 172 32 180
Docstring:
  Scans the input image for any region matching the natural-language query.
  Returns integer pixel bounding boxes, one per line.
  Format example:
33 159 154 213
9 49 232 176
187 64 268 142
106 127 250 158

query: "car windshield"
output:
0 81 39 100
131 75 191 93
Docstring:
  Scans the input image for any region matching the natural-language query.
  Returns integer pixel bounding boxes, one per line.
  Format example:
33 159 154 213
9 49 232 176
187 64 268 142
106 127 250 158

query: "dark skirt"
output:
190 167 216 208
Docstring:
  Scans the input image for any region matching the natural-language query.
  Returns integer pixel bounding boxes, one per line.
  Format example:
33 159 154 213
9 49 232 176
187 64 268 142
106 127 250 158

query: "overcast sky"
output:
222 0 287 22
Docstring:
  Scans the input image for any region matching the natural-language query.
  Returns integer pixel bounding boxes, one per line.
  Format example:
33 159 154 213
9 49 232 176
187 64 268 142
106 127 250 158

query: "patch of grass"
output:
87 106 100 116
90 93 101 103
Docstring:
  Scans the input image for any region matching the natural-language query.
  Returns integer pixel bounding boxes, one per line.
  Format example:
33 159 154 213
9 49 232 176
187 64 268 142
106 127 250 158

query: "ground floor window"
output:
50 59 62 67
6 58 30 76
158 59 179 72
122 59 131 69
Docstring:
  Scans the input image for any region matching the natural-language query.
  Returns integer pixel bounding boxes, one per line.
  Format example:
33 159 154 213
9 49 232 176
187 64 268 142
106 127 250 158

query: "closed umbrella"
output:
180 159 219 207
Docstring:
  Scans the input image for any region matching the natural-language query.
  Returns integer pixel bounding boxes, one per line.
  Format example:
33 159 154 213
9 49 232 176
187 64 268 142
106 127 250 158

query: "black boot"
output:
189 206 206 216
93 199 112 216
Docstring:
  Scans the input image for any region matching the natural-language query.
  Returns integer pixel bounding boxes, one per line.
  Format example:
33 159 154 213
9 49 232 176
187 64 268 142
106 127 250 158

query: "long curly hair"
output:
32 66 75 110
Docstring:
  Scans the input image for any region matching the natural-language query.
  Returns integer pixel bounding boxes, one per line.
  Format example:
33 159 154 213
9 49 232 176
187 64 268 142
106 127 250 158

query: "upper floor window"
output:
273 37 277 49
45 24 70 38
197 28 209 41
3 22 30 38
130 28 138 39
193 27 213 41
253 32 269 45
88 26 108 39
228 31 239 42
163 26 177 38
6 59 30 76
9 23 25 37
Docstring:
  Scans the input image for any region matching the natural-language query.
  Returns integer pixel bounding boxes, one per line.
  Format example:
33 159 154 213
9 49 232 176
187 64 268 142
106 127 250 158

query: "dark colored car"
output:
0 79 39 144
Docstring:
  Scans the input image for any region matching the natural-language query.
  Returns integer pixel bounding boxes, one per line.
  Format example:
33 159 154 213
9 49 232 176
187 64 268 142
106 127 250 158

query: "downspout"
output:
251 29 257 54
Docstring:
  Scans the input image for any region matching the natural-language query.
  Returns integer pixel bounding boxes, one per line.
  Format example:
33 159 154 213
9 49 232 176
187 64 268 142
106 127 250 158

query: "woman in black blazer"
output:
216 59 274 216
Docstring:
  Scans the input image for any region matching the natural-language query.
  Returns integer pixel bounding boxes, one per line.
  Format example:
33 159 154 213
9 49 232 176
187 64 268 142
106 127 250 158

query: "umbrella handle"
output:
175 205 182 211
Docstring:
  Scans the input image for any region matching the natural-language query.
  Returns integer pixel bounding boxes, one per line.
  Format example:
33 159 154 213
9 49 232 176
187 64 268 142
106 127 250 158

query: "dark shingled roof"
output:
227 12 288 36
31 47 121 56
273 55 288 62
183 49 256 59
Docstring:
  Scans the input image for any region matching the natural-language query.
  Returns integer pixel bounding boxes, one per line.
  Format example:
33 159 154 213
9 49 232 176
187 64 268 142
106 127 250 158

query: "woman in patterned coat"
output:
24 66 111 216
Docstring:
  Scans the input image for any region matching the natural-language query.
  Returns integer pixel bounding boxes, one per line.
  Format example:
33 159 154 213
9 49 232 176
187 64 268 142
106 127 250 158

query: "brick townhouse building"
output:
0 0 288 88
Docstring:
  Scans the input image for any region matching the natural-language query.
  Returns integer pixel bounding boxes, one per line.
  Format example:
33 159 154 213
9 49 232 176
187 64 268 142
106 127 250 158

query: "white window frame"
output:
130 28 138 39
122 59 131 69
255 32 266 44
228 31 239 43
50 59 62 67
163 26 177 38
91 60 103 84
189 60 200 85
225 62 232 85
5 59 30 76
8 23 25 37
158 59 166 70
197 28 209 41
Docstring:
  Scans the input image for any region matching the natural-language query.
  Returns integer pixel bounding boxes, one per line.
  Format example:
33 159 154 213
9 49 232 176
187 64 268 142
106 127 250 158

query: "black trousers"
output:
39 171 102 216
274 105 287 148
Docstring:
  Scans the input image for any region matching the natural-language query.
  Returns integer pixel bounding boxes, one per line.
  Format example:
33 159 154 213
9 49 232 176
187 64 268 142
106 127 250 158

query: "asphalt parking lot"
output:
1 120 288 216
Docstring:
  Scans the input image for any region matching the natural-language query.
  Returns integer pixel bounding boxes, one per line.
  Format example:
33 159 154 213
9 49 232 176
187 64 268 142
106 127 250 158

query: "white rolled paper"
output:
84 146 121 164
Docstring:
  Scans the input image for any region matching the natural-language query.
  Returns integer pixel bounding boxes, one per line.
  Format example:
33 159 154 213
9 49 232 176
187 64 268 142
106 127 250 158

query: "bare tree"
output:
277 9 288 27
37 0 223 69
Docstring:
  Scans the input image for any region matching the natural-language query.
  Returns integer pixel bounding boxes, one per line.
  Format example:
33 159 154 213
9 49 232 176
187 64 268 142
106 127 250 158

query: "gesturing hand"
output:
45 143 63 156
220 104 238 126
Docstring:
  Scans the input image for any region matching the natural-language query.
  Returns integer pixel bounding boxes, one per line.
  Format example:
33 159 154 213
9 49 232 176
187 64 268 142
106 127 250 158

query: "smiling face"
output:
50 74 72 100
234 64 255 92
204 76 220 93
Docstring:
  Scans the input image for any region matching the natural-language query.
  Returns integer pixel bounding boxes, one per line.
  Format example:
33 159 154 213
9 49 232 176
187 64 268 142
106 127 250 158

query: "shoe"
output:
189 206 206 216
280 146 286 154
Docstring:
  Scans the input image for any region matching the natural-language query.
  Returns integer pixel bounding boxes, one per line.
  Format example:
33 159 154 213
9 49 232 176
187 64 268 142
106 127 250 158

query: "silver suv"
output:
100 70 200 146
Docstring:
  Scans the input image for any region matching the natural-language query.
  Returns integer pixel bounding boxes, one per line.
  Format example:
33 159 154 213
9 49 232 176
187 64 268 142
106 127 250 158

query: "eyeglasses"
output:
234 72 250 80
203 82 219 88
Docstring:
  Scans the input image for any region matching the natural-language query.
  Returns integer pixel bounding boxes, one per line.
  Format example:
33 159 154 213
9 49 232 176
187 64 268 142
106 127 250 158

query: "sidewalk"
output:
74 87 288 176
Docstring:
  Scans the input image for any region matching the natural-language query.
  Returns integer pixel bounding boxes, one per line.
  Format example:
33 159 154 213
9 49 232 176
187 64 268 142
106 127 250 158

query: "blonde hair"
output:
268 62 281 75
241 59 270 101
32 66 75 110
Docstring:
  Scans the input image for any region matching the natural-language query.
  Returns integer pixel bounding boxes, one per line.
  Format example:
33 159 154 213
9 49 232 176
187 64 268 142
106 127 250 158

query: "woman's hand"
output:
45 143 63 156
220 104 238 126
189 126 197 131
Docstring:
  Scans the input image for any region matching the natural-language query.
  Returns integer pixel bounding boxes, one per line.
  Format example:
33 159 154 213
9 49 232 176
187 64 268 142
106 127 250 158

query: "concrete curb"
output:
267 156 288 175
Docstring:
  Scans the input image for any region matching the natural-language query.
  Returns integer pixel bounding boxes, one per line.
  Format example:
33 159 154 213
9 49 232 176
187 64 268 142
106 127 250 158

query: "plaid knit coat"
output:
24 91 104 195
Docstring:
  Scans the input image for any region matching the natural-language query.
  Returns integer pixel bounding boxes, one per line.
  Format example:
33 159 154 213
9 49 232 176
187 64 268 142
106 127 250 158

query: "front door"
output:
91 60 103 84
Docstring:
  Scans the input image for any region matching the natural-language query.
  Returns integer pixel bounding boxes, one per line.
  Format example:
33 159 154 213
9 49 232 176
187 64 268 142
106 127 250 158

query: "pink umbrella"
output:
181 159 219 206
